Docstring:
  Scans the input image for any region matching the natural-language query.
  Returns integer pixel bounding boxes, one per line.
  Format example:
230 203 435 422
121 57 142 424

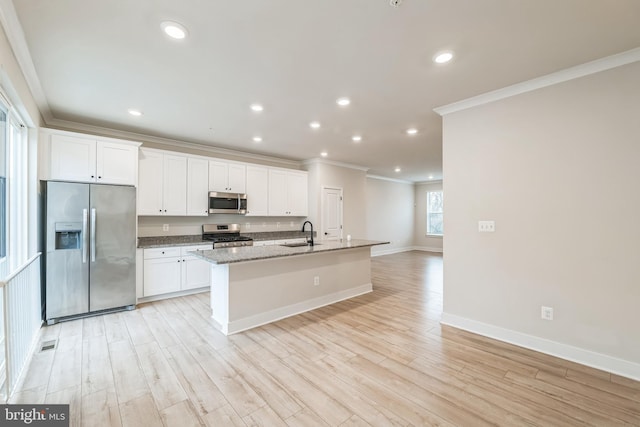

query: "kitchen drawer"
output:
144 247 181 259
253 240 275 247
181 244 211 255
273 238 306 245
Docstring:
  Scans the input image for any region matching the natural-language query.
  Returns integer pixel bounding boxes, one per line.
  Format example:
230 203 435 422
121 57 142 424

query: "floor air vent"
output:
40 340 57 352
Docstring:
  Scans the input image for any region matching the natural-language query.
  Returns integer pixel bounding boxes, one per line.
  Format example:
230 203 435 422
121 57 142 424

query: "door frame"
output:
320 186 343 241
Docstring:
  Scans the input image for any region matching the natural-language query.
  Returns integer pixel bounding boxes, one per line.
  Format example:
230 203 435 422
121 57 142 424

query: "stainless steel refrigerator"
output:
43 181 136 324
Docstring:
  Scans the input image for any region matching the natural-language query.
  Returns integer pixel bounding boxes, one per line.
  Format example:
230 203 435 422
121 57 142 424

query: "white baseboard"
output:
371 246 414 256
371 246 444 256
224 284 373 335
412 246 443 253
136 286 209 304
441 313 640 381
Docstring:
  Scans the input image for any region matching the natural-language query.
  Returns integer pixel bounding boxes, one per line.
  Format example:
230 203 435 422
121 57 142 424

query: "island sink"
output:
280 242 321 248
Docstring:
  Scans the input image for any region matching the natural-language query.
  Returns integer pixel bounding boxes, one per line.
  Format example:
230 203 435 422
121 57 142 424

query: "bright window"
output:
0 93 28 278
0 107 7 263
426 191 443 236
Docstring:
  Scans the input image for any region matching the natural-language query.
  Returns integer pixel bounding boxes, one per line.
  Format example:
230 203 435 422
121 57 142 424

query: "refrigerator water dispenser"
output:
54 222 82 250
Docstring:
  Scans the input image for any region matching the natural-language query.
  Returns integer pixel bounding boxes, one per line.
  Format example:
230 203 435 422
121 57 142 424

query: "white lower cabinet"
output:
143 245 211 297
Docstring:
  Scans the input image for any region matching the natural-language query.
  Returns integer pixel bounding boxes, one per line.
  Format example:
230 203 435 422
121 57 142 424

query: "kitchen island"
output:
191 239 388 335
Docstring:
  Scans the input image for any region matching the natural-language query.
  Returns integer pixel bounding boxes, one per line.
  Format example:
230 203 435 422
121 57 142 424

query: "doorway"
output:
321 186 343 240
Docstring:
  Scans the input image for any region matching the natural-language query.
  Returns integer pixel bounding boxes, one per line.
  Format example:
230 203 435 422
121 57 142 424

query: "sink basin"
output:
280 242 320 248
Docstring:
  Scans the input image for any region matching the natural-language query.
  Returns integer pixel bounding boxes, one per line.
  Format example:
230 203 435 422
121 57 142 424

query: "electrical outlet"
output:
313 276 320 286
478 220 495 232
541 306 554 320
162 224 169 232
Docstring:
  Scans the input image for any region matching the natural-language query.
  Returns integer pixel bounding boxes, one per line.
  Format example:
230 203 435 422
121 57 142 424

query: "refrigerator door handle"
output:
90 208 96 262
82 208 88 263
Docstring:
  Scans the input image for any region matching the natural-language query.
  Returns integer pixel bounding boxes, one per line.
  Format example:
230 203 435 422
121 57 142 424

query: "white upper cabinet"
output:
245 165 269 216
137 149 164 215
138 148 187 216
208 159 246 193
45 129 139 185
268 168 308 216
96 140 139 185
186 157 209 216
139 148 209 216
162 154 188 215
287 171 308 216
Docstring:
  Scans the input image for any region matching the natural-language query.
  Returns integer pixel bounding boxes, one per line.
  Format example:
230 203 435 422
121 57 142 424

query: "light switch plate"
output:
478 220 495 232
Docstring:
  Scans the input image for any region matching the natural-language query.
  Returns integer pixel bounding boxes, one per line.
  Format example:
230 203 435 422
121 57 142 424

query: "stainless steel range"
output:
202 223 253 248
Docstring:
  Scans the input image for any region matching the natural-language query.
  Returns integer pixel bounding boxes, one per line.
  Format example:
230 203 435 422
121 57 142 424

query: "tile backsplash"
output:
138 215 307 237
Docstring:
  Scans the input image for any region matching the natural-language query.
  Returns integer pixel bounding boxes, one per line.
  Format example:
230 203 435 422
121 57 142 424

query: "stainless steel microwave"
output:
208 191 247 214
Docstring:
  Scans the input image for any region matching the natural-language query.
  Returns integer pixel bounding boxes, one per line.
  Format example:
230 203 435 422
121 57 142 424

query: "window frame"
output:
426 190 443 237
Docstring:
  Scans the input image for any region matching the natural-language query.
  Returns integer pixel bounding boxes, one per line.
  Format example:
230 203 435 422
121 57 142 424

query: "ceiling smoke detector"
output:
389 0 402 7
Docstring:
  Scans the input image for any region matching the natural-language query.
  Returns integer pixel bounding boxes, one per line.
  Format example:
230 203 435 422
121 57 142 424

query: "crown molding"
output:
415 179 443 185
46 117 302 167
366 174 413 184
0 0 53 123
434 47 640 116
303 158 369 172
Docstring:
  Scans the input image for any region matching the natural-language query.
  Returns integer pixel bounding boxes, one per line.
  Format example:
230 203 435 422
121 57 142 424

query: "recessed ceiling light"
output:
250 104 264 112
352 135 362 142
252 136 262 143
320 151 328 157
428 175 434 179
434 51 454 64
128 109 143 116
310 121 321 129
336 97 351 107
161 21 188 39
395 167 401 173
406 128 418 135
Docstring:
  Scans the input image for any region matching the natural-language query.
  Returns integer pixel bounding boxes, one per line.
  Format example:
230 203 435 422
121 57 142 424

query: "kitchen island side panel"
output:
213 247 372 334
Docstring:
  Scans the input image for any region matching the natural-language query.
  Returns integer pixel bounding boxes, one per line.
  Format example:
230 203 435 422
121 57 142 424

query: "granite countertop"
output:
189 239 389 265
137 235 209 249
137 231 314 249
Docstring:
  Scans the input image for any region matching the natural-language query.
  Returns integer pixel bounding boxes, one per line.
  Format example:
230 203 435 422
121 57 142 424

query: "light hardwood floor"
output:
11 251 640 426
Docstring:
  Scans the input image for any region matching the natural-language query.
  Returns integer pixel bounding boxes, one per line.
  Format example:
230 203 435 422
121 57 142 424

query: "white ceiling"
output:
9 0 640 181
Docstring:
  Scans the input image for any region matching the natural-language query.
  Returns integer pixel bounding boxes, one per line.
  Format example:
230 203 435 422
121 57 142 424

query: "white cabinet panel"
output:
268 169 288 216
49 134 96 182
245 166 269 216
181 245 211 290
138 149 193 216
227 163 246 193
47 131 139 185
209 159 246 193
137 149 164 215
96 141 138 185
143 256 182 296
143 245 210 297
163 154 188 215
268 169 308 216
208 160 228 192
187 157 209 216
287 172 308 216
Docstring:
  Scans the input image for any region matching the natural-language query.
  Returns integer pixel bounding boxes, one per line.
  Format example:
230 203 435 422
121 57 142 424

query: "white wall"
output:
441 60 640 378
306 161 367 241
365 177 414 256
414 180 443 252
1 19 42 259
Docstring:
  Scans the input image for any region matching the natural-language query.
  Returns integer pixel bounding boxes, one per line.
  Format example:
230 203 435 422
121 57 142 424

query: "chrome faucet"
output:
301 221 314 246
